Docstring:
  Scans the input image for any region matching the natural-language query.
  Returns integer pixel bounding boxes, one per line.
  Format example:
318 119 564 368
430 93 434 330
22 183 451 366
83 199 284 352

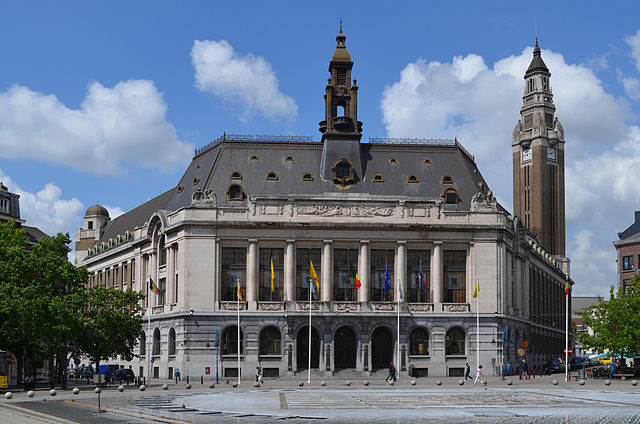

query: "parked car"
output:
109 368 135 383
598 357 613 365
79 366 95 379
570 357 586 370
550 358 565 373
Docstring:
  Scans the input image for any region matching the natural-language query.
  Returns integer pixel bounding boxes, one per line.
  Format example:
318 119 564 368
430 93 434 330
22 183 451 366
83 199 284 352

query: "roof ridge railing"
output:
194 134 315 157
368 137 456 145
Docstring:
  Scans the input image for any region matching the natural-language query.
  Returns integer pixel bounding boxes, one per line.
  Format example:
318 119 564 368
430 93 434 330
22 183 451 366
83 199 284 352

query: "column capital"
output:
248 239 258 244
360 240 370 245
433 241 443 246
323 240 333 245
286 239 296 244
396 240 407 246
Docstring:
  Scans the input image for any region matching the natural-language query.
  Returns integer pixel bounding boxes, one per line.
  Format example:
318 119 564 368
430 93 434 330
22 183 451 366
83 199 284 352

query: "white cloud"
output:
191 40 297 122
104 205 124 219
0 170 84 238
625 29 640 71
621 76 640 100
380 47 635 296
0 80 193 176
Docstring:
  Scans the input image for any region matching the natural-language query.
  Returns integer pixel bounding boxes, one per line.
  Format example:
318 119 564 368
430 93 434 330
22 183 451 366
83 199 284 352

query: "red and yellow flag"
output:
237 280 243 301
149 277 162 296
565 280 570 295
355 273 361 290
270 258 275 293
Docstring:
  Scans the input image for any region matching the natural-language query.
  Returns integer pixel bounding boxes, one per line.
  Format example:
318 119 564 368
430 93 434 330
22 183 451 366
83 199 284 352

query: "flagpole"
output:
308 278 312 384
397 278 400 380
237 279 241 386
476 277 480 369
565 279 569 382
147 275 151 385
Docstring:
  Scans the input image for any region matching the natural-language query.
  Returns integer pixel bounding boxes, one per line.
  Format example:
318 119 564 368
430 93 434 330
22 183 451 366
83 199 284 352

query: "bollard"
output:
139 385 146 391
254 382 260 388
632 380 638 386
345 380 351 386
320 381 326 387
436 380 442 386
579 379 585 386
162 384 168 390
4 392 13 400
298 381 304 387
552 379 558 385
186 376 189 385
27 390 35 398
73 388 80 395
458 379 464 386
604 379 611 386
201 375 204 385
49 389 57 396
232 382 238 388
411 379 416 386
209 382 215 389
388 380 394 386
94 387 100 394
507 380 513 385
363 380 369 387
186 383 192 389
118 385 124 392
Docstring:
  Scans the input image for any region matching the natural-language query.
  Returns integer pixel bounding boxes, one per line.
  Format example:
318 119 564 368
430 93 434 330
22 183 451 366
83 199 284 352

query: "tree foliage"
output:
578 275 640 358
0 221 145 386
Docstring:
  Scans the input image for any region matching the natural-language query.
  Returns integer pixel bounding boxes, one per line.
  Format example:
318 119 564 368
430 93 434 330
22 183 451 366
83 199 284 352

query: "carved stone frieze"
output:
191 188 216 206
408 303 434 312
257 302 284 311
442 303 469 312
220 301 247 311
470 191 497 212
260 205 284 215
297 205 394 217
334 302 360 312
372 302 396 311
296 302 320 311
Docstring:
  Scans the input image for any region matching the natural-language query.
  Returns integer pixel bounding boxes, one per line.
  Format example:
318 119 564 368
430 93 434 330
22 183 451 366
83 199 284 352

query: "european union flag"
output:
384 263 391 292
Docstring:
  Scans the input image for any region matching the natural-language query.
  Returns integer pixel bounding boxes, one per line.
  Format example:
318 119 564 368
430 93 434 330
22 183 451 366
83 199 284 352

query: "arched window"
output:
159 236 167 266
407 174 419 183
250 155 259 162
259 327 282 356
221 326 244 355
139 331 146 356
227 184 244 201
230 171 243 180
286 156 294 162
177 184 184 193
168 328 176 356
409 327 429 355
442 176 454 184
389 158 398 165
373 174 384 182
152 328 161 355
266 172 278 181
193 177 200 186
443 188 459 204
424 158 431 164
445 328 465 356
302 173 314 181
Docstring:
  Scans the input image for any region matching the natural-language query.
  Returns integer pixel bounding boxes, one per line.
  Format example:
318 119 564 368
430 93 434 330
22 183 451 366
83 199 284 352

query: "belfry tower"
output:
512 41 566 256
319 21 362 141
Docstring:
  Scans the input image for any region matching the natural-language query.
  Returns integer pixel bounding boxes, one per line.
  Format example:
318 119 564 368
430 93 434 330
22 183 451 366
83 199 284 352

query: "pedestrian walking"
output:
256 366 263 384
520 358 528 380
385 361 397 382
464 362 471 381
174 368 180 384
473 365 484 387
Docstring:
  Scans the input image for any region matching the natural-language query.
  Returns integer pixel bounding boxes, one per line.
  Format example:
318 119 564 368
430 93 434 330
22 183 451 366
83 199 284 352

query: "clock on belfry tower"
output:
512 40 566 257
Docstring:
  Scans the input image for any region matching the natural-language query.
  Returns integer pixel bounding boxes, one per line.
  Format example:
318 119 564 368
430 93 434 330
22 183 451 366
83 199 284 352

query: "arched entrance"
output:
296 326 320 370
371 326 393 370
334 326 357 369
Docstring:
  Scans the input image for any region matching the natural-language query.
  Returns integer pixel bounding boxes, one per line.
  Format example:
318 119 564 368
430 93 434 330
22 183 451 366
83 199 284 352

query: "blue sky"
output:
2 1 640 296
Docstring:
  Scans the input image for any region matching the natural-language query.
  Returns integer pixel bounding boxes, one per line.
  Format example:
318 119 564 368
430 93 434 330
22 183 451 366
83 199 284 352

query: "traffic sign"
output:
517 348 525 356
5 354 15 365
205 367 210 375
74 358 81 365
521 341 529 348
564 348 572 354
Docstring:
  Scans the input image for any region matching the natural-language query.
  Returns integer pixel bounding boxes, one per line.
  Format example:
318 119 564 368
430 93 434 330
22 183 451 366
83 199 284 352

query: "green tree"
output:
77 284 145 376
578 275 640 360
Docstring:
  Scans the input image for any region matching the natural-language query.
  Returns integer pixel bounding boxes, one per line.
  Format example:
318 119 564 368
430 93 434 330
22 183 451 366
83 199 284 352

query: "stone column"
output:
358 241 369 302
396 241 407 302
321 240 332 302
167 243 175 306
432 241 443 305
247 240 258 308
284 240 296 302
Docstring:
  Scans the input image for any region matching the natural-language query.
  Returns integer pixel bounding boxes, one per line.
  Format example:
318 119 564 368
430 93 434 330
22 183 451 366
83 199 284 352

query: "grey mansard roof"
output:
93 135 495 246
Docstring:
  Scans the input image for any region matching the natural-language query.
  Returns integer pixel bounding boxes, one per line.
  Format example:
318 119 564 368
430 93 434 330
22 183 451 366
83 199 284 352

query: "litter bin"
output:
506 363 512 376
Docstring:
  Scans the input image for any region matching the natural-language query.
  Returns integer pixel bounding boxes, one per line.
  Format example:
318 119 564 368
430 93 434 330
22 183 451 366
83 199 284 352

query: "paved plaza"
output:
2 376 640 423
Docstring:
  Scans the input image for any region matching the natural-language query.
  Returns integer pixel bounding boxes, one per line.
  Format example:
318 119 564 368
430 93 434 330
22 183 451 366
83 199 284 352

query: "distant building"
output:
75 28 572 379
613 211 640 293
571 296 599 357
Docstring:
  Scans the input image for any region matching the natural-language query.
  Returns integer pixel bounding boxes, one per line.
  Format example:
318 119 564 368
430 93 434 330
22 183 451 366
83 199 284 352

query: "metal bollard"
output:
201 375 203 385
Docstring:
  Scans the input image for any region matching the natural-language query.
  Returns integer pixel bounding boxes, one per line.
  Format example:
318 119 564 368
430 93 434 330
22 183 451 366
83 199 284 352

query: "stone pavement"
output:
2 375 640 423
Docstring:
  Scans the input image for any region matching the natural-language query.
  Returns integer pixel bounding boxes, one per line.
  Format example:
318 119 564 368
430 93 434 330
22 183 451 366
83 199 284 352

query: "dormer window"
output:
389 158 398 165
230 171 243 180
373 174 384 183
286 156 294 162
407 175 419 183
443 188 459 204
193 177 200 186
177 184 184 193
227 184 244 201
250 155 259 162
266 172 278 181
302 173 314 181
442 176 454 184
424 159 431 165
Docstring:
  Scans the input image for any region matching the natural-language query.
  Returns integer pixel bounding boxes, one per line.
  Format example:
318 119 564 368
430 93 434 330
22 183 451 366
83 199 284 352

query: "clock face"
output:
522 148 532 162
547 148 556 161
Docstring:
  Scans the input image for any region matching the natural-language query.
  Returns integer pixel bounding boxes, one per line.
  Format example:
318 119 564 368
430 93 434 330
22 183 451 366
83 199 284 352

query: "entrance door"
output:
297 326 320 370
334 326 357 369
371 326 394 370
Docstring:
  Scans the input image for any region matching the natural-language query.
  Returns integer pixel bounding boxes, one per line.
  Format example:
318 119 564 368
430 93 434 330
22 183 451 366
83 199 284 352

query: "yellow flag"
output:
473 280 479 298
270 258 275 293
309 260 320 294
237 280 243 301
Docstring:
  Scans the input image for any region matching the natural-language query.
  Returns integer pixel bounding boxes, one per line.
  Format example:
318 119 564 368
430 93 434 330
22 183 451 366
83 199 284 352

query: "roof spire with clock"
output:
512 40 566 258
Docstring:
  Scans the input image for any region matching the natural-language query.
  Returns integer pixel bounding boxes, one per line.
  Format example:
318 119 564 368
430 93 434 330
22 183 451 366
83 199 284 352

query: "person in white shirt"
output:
473 364 484 387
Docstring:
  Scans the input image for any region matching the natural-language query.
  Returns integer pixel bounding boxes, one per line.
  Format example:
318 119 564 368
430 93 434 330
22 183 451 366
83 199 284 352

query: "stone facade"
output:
613 211 640 293
75 29 571 380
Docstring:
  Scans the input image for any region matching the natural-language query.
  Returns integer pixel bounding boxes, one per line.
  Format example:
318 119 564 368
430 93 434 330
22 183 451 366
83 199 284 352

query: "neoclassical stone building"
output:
76 29 571 379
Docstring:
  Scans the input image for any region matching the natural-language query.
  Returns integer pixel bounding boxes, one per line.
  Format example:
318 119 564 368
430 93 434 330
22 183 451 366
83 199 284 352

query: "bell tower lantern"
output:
319 21 363 141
